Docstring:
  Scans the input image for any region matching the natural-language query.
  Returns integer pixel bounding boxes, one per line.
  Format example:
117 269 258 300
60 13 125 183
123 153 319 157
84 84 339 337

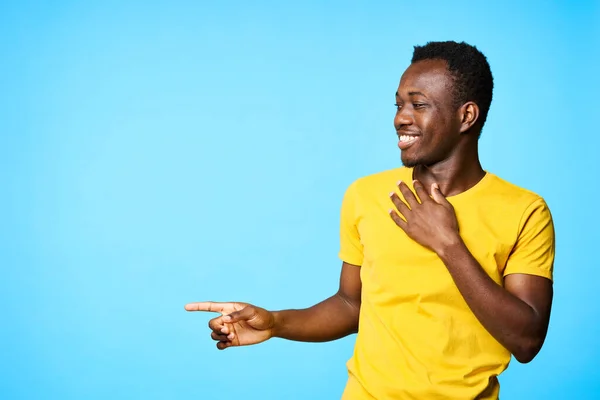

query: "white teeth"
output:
400 135 417 142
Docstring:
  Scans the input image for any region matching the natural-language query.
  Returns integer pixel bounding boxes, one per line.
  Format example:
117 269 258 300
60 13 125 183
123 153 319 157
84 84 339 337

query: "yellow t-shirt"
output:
338 167 555 400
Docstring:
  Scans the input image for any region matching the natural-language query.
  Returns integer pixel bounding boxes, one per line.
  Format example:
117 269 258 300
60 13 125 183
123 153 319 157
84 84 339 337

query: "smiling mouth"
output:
398 134 419 144
398 133 420 150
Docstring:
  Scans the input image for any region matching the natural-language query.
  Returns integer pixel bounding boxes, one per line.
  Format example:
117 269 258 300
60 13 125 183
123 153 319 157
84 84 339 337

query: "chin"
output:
401 150 438 168
401 154 421 168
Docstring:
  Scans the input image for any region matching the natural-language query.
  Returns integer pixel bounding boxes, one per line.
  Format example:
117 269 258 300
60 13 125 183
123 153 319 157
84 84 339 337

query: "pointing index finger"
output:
184 301 230 313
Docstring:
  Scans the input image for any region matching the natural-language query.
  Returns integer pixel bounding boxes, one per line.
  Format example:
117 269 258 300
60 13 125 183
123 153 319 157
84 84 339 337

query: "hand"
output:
389 180 460 253
184 301 275 350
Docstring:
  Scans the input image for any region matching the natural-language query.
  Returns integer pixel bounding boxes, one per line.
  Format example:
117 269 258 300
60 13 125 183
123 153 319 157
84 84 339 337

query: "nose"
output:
394 106 413 129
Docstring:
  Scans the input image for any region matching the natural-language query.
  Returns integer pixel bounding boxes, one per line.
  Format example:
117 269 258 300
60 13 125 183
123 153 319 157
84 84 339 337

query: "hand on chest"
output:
357 200 514 296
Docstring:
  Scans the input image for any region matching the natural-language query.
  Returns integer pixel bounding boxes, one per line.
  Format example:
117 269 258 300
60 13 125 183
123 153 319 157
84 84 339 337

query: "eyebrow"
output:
395 91 428 98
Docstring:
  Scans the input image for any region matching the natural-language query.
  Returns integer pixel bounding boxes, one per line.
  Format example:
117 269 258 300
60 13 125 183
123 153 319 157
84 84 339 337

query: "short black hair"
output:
412 41 494 133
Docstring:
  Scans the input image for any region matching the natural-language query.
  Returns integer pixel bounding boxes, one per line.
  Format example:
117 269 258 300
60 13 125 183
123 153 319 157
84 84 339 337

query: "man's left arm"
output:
435 242 552 363
390 181 554 363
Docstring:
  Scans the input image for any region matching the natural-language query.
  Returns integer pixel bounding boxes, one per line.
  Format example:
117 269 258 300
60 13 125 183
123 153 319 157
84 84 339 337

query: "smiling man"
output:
185 41 555 399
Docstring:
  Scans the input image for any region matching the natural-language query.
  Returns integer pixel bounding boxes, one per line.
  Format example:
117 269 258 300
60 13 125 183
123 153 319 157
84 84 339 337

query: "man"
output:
185 41 555 399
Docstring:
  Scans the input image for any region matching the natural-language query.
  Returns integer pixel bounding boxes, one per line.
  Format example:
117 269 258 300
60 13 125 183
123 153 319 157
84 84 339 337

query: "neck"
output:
412 144 485 197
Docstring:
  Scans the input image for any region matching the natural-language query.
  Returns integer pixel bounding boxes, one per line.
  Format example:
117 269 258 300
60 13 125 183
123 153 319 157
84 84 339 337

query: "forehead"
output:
397 59 454 99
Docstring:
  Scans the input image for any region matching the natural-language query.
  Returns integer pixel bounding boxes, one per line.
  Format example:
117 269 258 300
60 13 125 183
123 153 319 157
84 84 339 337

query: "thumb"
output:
431 183 451 206
223 306 256 323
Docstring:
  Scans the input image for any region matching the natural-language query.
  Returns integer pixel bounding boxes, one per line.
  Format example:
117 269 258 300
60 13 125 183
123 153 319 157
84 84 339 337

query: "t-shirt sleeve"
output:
338 181 364 266
503 198 555 280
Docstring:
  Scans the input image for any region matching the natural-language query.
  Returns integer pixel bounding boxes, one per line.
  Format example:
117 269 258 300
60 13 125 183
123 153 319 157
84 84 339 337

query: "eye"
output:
413 103 427 109
394 103 403 110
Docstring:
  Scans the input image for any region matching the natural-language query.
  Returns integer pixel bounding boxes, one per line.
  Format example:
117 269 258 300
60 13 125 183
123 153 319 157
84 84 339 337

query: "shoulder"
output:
483 173 552 225
485 173 547 206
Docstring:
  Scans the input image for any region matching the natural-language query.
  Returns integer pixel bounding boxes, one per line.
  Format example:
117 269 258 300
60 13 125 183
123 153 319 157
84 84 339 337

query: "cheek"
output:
427 113 453 138
420 117 453 152
417 112 437 131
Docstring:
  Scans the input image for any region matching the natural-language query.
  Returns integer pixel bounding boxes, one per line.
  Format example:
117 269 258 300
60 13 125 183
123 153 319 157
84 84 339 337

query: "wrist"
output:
434 233 464 259
271 310 285 338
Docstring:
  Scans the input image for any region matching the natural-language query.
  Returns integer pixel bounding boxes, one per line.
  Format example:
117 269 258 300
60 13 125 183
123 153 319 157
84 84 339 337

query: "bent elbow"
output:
514 351 536 364
513 338 544 364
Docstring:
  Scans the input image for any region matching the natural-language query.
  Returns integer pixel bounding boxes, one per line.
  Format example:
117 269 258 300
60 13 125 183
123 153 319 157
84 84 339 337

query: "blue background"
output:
1 1 598 399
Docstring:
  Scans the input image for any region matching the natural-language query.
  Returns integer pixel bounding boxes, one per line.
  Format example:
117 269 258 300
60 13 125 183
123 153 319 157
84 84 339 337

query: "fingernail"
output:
397 180 403 186
222 315 231 322
389 192 395 197
220 327 228 333
227 333 235 340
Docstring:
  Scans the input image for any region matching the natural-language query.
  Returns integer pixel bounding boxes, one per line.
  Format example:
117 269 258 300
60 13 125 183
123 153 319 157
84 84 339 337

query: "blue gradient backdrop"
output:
1 1 598 399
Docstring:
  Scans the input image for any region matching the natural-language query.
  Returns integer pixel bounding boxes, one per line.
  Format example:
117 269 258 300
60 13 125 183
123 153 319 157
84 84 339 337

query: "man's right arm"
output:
272 261 362 342
185 261 362 349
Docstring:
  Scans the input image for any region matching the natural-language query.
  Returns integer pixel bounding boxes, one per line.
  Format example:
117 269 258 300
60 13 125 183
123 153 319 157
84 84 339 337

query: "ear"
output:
459 102 480 134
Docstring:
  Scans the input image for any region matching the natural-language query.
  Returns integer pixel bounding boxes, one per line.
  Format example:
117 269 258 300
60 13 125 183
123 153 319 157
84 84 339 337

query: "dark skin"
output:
185 59 553 363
